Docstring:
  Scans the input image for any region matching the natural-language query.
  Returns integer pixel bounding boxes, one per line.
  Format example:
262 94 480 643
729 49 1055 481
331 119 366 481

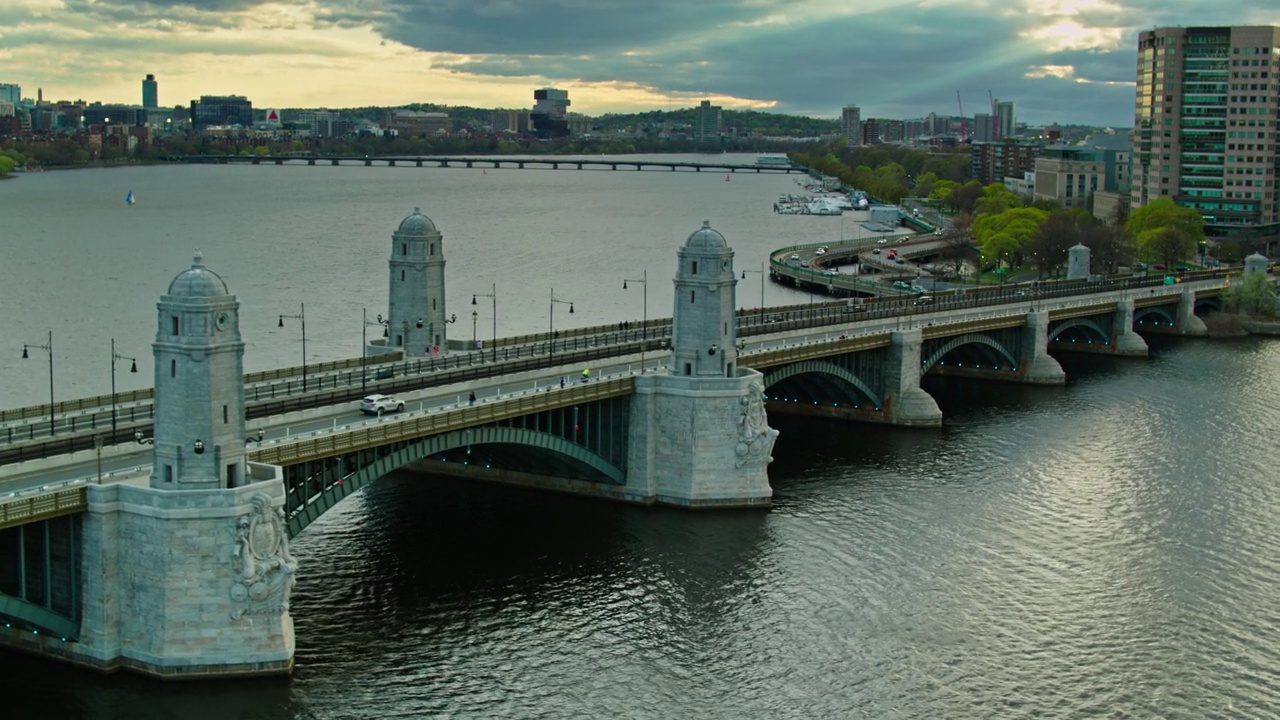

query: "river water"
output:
1 158 1278 719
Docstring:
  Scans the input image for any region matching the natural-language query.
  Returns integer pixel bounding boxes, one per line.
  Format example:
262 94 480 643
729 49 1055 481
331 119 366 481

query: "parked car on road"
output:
360 394 404 415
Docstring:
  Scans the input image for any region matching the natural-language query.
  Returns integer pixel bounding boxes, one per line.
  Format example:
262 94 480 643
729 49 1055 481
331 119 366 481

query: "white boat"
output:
126 190 136 205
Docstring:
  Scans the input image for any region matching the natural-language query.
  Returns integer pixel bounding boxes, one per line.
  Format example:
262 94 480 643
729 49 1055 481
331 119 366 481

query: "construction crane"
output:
956 90 966 140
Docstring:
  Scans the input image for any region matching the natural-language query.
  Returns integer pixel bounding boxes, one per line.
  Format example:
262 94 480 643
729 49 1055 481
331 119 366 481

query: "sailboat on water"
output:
125 190 136 205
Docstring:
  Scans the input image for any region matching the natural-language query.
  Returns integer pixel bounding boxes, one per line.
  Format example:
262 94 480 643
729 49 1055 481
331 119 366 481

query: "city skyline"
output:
2 3 1276 126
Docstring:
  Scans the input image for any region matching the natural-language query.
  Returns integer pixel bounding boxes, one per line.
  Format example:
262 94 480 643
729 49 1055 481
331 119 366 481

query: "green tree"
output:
1124 197 1204 264
973 183 1024 217
1223 271 1278 317
0 155 13 176
971 207 1048 266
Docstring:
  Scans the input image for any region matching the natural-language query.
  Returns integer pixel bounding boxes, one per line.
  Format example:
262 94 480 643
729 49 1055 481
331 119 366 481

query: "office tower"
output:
693 100 722 143
143 74 158 108
840 105 861 143
995 100 1016 139
973 113 995 142
1132 25 1280 238
0 83 19 105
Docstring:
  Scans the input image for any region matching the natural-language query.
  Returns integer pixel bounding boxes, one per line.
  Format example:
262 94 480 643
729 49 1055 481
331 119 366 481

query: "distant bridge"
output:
180 155 805 173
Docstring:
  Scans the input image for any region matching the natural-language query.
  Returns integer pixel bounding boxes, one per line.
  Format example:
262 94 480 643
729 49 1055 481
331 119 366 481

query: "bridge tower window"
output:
684 362 692 376
223 405 228 424
226 463 237 487
171 316 179 335
401 270 405 281
402 243 407 255
164 465 173 483
170 359 176 378
692 261 698 275
690 290 696 303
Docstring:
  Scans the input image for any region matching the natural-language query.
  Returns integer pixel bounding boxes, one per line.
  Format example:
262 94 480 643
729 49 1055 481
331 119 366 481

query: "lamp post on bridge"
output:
361 309 389 394
110 338 138 436
549 288 574 363
21 331 55 436
741 261 766 321
623 270 647 373
278 303 306 392
472 283 497 363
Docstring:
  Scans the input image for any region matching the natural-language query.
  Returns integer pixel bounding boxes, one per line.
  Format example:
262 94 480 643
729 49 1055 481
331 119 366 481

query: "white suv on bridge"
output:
359 394 404 415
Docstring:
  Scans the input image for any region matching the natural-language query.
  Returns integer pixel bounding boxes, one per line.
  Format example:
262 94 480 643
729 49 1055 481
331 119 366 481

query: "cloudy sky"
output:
2 1 1276 126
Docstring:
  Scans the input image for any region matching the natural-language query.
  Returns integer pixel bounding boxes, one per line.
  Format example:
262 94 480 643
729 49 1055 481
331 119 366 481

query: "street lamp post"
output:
361 309 389 394
741 261 766 318
278 303 307 392
21 331 55 436
471 310 478 348
549 288 574 362
472 283 497 363
110 338 138 436
623 270 648 373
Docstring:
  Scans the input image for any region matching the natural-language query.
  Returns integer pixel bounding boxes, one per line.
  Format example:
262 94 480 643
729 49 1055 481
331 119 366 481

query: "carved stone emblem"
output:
735 382 778 468
230 492 297 620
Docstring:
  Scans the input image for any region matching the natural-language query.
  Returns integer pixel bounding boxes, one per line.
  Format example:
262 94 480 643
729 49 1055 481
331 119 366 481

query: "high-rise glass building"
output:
142 74 157 108
1131 25 1280 239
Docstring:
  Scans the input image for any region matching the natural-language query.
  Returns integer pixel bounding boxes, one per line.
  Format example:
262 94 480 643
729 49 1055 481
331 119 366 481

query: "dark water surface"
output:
1 162 1277 718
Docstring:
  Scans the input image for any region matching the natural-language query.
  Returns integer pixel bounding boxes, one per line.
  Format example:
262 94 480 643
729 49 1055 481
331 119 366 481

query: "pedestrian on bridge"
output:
581 368 590 383
468 391 476 406
560 377 566 389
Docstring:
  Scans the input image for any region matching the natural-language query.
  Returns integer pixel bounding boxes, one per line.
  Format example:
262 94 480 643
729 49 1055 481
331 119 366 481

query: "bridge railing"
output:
250 376 635 466
0 354 401 427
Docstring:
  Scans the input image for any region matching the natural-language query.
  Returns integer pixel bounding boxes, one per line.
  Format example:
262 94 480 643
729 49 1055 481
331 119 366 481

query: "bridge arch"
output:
762 360 883 408
1134 305 1176 327
1048 317 1110 344
286 426 625 537
922 333 1019 373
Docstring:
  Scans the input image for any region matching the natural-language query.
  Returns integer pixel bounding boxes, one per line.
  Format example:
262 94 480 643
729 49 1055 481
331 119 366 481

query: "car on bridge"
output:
360 394 405 415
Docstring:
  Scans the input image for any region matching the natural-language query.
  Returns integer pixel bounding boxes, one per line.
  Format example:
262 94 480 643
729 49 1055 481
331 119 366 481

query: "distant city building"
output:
1092 190 1131 223
492 109 530 133
0 100 13 117
0 83 19 105
973 113 995 143
190 95 252 130
567 112 593 137
142 74 157 109
1131 25 1280 239
995 100 1016 139
693 100 722 143
312 110 354 138
1004 171 1035 199
83 104 140 127
879 119 904 144
970 141 1041 186
1034 143 1131 210
840 104 861 143
384 109 450 136
859 118 880 145
531 88 570 138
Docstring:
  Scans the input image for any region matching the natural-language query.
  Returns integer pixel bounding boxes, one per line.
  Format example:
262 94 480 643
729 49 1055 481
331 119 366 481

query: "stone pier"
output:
884 329 943 426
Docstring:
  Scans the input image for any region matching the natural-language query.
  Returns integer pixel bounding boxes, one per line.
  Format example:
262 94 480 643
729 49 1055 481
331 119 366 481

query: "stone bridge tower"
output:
387 207 448 355
149 251 246 489
670 220 739 377
627 220 777 508
72 253 296 678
